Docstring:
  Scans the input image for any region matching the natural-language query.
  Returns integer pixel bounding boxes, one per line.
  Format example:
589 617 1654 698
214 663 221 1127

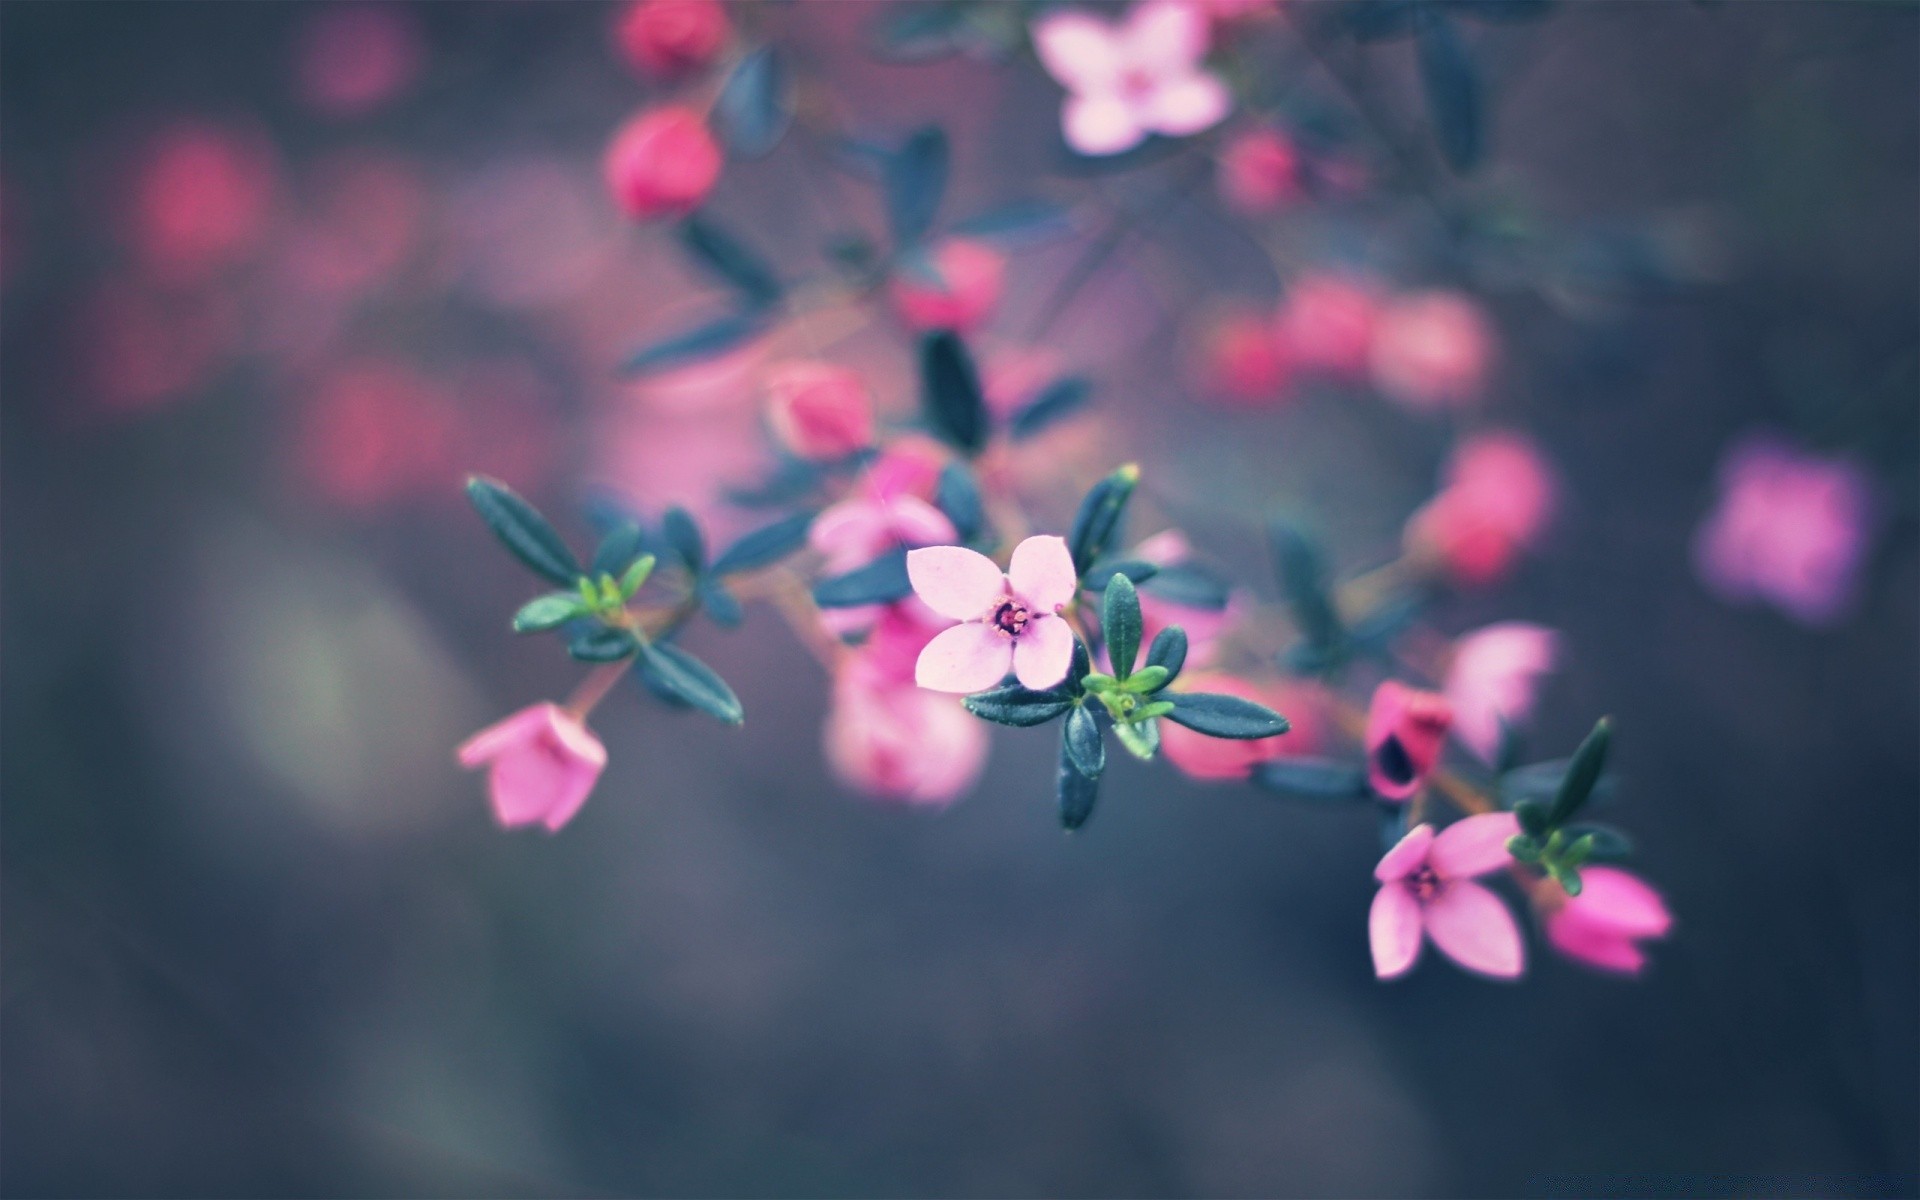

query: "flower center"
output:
1410 865 1444 903
991 599 1030 637
1120 67 1157 101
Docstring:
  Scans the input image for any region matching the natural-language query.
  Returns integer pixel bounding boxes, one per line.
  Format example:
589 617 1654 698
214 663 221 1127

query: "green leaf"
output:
869 0 968 62
934 462 985 541
1506 834 1542 863
964 685 1074 727
512 593 588 633
1548 860 1584 897
662 506 705 573
1514 799 1549 838
1081 559 1158 591
1064 704 1105 778
1269 519 1347 672
1008 375 1092 440
920 331 987 454
950 200 1074 246
1057 732 1100 831
1113 716 1159 761
1065 637 1092 694
1548 717 1612 828
1125 665 1170 694
591 520 646 577
639 641 745 725
569 626 637 662
711 511 814 576
620 554 657 599
813 548 913 607
617 311 769 376
466 476 582 586
698 581 743 628
1067 464 1138 574
1144 626 1188 681
1564 822 1633 863
1140 563 1231 611
1134 700 1174 720
1415 7 1481 172
678 215 783 308
1164 692 1290 740
1102 574 1143 680
1251 758 1370 801
885 126 949 248
713 45 793 158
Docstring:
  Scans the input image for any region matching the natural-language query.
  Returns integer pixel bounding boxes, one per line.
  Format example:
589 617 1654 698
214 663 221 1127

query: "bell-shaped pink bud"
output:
1365 681 1453 801
457 703 607 832
603 106 722 220
615 0 729 79
1217 127 1301 216
763 360 875 461
1545 866 1673 975
889 238 1006 333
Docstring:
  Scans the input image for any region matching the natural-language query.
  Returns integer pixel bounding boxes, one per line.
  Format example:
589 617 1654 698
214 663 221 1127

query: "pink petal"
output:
482 708 606 832
809 498 890 570
1138 72 1231 137
1374 822 1435 882
1423 880 1526 979
1011 613 1074 690
915 621 1014 694
1370 882 1424 979
1063 93 1146 157
907 545 1007 620
1429 811 1521 880
1031 10 1124 91
1546 916 1649 975
1123 0 1210 74
887 494 959 548
1572 867 1673 939
1007 534 1078 612
456 703 554 767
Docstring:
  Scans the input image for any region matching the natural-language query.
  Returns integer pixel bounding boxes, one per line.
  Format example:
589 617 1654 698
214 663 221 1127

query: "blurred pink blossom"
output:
1273 273 1380 379
1365 680 1452 801
890 237 1006 333
1129 530 1240 669
810 491 955 577
125 122 279 284
458 703 607 833
1445 622 1560 763
909 536 1078 693
1545 866 1672 975
1031 1 1230 157
1217 127 1301 215
615 0 730 79
1368 290 1497 411
296 5 423 118
604 106 722 219
1692 434 1872 626
1196 308 1294 407
294 359 459 509
1405 430 1559 588
826 602 988 805
1371 814 1526 980
1160 672 1323 781
76 276 242 417
764 360 876 461
279 152 429 299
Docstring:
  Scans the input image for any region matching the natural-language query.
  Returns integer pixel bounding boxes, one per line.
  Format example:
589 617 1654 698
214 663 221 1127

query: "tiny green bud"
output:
620 553 657 598
1125 665 1170 694
1133 700 1175 720
1505 834 1541 863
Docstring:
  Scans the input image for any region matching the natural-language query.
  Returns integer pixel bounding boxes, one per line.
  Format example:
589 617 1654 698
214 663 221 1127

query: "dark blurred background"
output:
2 2 1916 1196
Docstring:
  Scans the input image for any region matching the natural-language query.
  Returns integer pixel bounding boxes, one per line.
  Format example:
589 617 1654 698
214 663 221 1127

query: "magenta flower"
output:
907 536 1079 693
1544 866 1673 975
1371 813 1526 980
457 702 607 832
1445 622 1559 764
1031 1 1231 157
1692 433 1872 626
1364 680 1453 802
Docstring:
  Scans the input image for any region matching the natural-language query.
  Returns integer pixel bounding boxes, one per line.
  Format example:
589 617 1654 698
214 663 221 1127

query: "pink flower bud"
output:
1404 431 1559 588
603 106 722 220
763 360 875 461
1273 273 1380 379
1544 866 1672 975
1368 290 1498 411
1444 622 1559 763
827 621 988 807
889 238 1006 333
1196 309 1294 407
1365 681 1452 801
1161 673 1324 781
126 123 279 284
1217 127 1301 216
457 703 608 832
296 5 423 119
615 0 730 78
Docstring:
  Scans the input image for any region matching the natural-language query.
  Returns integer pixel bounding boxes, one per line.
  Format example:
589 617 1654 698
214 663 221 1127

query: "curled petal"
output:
915 621 1014 694
907 545 1006 620
1007 534 1078 612
1063 93 1145 157
1569 867 1674 939
1429 812 1522 880
456 703 555 767
1138 72 1231 137
1370 882 1424 980
1424 880 1526 979
1011 614 1074 690
1374 822 1435 883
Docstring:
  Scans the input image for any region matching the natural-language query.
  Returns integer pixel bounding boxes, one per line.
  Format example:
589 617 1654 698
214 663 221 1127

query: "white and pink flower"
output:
1031 1 1231 157
907 536 1080 693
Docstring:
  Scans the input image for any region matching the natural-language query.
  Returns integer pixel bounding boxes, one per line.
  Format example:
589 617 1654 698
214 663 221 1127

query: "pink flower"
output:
1445 622 1559 763
296 5 423 118
1161 673 1323 780
810 490 956 577
908 536 1079 693
1365 681 1452 802
1217 127 1301 215
1196 308 1294 407
457 703 608 832
1692 434 1873 626
603 106 722 220
616 0 730 78
1031 1 1231 157
1404 431 1559 587
764 360 875 461
125 123 279 285
889 238 1006 333
1368 290 1497 411
827 605 988 806
1545 866 1673 975
1371 813 1527 980
1273 273 1381 379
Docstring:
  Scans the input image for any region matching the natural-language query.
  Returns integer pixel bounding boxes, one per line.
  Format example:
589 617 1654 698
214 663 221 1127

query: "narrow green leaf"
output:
1564 823 1632 863
813 548 913 607
885 126 949 248
964 686 1074 727
512 593 588 633
639 641 744 724
620 554 657 599
1251 757 1370 801
1164 692 1290 740
698 581 743 628
711 510 814 576
679 215 783 308
1415 7 1482 172
662 506 705 573
1125 665 1170 694
616 311 769 377
1140 564 1231 610
1008 375 1092 440
1269 519 1347 671
1145 626 1188 681
1081 559 1159 591
920 331 987 454
1102 573 1143 680
1548 717 1612 828
569 626 637 662
934 461 985 541
591 520 646 577
713 45 793 158
1057 732 1100 831
1068 464 1138 573
467 476 582 586
1514 799 1548 838
1506 834 1542 863
1065 704 1105 777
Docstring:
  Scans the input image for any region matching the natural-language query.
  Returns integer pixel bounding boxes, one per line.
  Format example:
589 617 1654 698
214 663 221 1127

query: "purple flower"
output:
1371 813 1526 980
1031 1 1231 157
907 536 1079 693
1693 433 1872 626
